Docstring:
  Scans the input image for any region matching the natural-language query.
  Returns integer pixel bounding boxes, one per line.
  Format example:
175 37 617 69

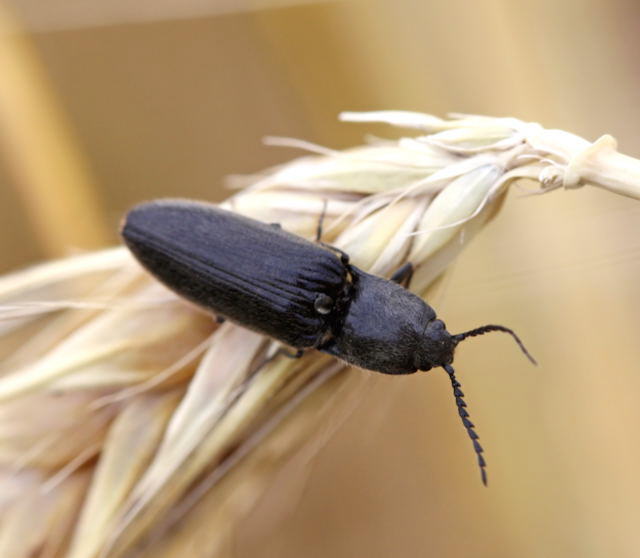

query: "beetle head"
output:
415 319 457 370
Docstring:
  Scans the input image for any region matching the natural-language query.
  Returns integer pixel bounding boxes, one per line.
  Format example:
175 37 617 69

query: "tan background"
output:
2 1 640 556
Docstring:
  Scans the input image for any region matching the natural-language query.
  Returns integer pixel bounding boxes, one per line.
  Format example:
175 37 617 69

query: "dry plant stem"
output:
575 137 640 199
341 111 640 200
2 111 640 558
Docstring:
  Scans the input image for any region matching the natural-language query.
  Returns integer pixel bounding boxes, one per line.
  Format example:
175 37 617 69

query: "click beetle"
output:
121 199 535 485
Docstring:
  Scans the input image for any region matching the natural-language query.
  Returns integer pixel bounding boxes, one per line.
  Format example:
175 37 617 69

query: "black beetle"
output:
121 199 535 485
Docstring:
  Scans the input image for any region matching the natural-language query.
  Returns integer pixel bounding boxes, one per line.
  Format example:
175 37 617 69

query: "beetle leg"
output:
317 338 339 356
390 262 414 288
278 347 305 359
314 199 350 265
248 346 304 379
316 198 329 241
319 243 349 266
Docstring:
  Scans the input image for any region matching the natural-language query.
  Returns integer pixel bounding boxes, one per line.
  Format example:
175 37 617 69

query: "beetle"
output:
121 198 535 485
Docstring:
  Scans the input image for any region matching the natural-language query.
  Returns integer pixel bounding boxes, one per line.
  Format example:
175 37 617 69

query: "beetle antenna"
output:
453 324 537 365
443 363 487 486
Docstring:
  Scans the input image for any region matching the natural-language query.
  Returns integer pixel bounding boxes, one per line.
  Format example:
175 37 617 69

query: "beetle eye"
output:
314 294 333 315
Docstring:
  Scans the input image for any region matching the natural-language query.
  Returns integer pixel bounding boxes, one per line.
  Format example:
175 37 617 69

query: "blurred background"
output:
1 0 640 556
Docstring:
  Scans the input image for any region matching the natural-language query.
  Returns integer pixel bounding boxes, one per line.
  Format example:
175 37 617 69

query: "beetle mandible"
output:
121 199 535 485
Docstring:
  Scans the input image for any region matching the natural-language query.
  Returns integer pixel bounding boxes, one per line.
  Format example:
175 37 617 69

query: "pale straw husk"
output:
2 111 640 558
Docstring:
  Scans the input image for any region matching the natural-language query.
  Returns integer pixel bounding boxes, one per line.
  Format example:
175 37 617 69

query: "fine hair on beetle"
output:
121 198 536 486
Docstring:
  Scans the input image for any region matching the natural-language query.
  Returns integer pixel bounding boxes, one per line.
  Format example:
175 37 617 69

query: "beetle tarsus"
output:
279 347 305 359
390 262 414 288
316 199 329 242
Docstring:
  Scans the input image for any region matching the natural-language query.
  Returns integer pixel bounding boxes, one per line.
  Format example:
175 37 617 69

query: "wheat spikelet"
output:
2 111 640 558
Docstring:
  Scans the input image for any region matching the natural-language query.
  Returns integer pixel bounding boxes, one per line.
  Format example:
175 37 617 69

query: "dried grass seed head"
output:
2 111 640 557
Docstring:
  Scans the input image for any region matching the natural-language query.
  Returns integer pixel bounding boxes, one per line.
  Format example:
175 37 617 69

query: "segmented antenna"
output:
443 363 487 486
453 324 537 365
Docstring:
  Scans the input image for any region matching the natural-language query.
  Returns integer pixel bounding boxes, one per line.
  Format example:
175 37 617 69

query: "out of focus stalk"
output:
0 6 108 256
